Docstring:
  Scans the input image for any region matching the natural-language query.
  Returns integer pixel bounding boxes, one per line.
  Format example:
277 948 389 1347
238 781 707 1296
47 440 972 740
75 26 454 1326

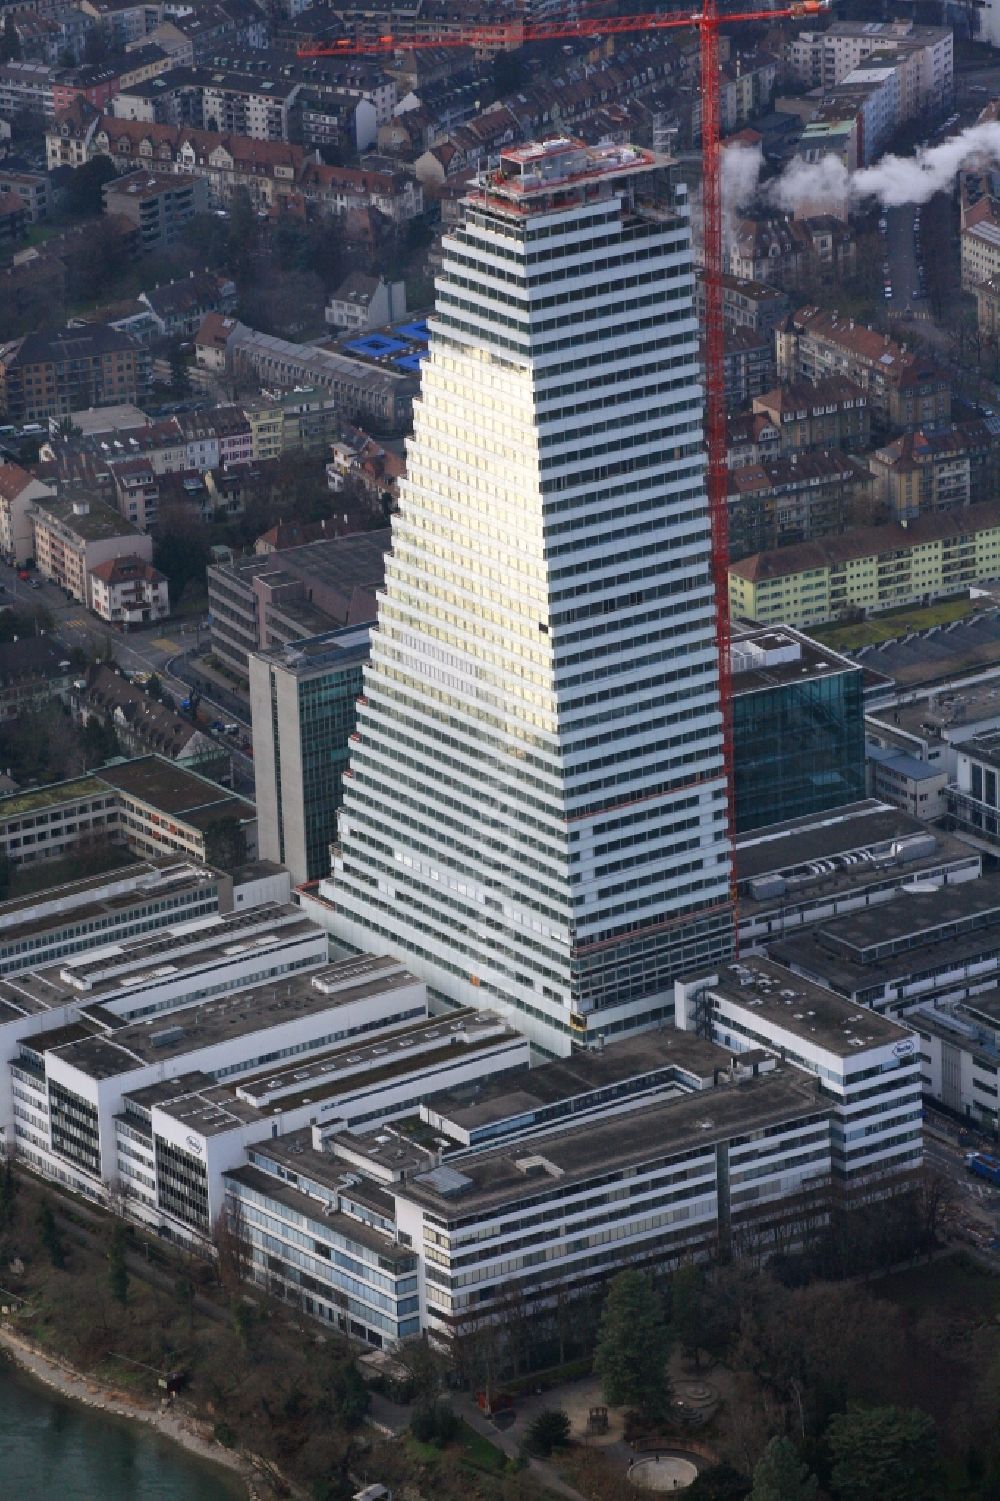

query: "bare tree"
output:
214 1196 252 1292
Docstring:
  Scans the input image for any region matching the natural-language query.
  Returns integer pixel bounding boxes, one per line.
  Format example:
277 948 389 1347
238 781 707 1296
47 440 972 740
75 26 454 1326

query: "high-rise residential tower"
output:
314 138 735 1054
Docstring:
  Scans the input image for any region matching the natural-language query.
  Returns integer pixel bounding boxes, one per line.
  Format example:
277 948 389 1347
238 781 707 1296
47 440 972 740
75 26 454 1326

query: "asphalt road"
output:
884 202 921 316
924 1108 1000 1245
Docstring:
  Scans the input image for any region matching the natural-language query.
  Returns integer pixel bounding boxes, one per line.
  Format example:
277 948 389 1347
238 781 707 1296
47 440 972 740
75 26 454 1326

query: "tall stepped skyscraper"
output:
318 138 734 1054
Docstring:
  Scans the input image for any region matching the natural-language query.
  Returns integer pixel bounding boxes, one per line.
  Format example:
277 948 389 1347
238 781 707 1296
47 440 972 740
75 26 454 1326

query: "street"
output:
923 1107 1000 1249
884 201 920 317
0 556 256 798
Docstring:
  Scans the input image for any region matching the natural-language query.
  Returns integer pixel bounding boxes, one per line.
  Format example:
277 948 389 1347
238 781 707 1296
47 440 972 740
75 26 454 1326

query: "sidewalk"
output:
452 1390 590 1501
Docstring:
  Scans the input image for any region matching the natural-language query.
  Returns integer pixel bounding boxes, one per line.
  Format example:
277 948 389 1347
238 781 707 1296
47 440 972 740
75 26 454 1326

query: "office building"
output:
207 531 387 685
910 990 1000 1130
769 875 1000 1018
11 952 428 1212
735 798 981 948
0 755 257 870
731 626 865 833
675 956 923 1199
250 625 370 887
312 138 735 1056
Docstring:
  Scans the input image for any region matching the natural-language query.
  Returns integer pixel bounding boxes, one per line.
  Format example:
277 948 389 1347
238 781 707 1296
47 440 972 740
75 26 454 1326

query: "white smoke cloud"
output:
764 123 1000 213
720 141 763 253
767 151 849 212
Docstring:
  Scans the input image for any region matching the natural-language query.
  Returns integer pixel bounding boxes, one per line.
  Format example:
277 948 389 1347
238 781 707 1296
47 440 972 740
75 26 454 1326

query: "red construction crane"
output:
301 1 828 909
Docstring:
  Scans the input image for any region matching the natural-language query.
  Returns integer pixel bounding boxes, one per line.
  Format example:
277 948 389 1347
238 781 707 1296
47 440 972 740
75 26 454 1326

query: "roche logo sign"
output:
185 1135 204 1153
892 1039 916 1058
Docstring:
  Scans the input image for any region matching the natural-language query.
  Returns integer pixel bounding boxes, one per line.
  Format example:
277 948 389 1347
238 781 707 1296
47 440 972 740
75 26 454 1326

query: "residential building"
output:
29 493 152 607
867 424 1000 521
698 273 792 337
101 170 208 251
730 214 855 288
0 61 56 121
207 531 389 684
0 168 50 223
675 956 923 1199
250 625 371 887
88 554 169 627
138 272 235 337
777 308 951 431
0 636 74 722
728 450 874 561
784 22 953 116
0 461 54 564
325 273 408 333
0 325 144 424
0 754 256 870
751 376 870 453
72 665 221 771
731 626 865 834
47 112 309 212
309 138 735 1057
714 325 775 407
728 502 1000 629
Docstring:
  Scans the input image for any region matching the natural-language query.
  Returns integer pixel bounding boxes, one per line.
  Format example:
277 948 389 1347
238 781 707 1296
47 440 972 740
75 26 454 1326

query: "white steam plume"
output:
761 122 1000 213
721 141 763 251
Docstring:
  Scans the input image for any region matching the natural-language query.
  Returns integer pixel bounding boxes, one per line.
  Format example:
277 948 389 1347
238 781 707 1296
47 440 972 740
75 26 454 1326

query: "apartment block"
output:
729 502 1000 629
88 554 170 627
0 461 54 564
777 308 951 431
29 493 151 607
102 170 208 251
0 325 144 424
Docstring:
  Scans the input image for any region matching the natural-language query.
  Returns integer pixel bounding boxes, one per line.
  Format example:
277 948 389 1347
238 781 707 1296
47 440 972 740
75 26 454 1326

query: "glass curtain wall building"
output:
731 628 866 835
250 625 371 886
318 138 735 1055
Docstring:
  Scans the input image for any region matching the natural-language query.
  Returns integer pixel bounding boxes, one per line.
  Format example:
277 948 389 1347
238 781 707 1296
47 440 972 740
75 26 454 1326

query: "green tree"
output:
226 188 258 280
0 1153 17 1230
827 1406 941 1501
685 1464 751 1500
108 1224 128 1306
0 17 21 63
594 1270 672 1425
525 1408 572 1456
670 1262 707 1367
63 156 118 218
168 343 191 397
37 1199 65 1269
751 1437 818 1501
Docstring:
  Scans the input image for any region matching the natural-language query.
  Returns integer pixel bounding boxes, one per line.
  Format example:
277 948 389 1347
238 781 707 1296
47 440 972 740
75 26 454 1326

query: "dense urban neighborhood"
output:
5 1 1000 1499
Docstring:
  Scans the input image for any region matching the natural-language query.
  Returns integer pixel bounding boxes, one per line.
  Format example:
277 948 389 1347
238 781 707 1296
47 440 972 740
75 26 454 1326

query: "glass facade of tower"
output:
320 139 735 1054
732 668 865 834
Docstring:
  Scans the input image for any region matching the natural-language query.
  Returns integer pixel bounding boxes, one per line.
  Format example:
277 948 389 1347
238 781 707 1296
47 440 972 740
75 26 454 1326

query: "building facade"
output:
250 625 370 887
731 627 866 833
312 139 735 1056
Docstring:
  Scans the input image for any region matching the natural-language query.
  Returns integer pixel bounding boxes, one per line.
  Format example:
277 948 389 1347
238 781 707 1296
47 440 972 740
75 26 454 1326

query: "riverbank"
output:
0 1324 255 1497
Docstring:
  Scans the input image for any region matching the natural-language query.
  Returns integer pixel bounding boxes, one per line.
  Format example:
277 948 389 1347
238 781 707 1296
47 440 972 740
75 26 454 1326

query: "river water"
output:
0 1356 246 1500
